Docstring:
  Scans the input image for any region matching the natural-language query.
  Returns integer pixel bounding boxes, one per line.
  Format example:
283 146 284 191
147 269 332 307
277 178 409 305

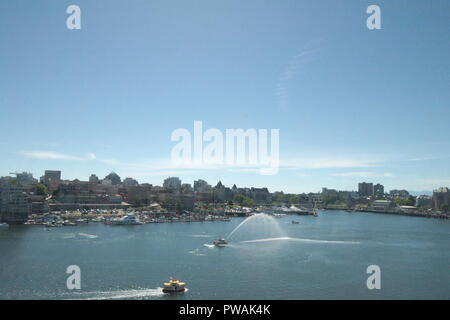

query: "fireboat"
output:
213 238 228 247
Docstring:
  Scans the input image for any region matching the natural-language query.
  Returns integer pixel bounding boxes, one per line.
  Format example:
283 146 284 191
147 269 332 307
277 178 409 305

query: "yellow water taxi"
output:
163 278 186 293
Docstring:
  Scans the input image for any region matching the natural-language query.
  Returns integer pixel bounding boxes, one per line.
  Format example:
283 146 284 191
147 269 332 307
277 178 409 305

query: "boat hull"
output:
162 287 185 293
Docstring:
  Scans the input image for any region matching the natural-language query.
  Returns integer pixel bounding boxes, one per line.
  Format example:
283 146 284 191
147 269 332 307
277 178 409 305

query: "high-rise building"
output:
0 178 31 224
163 177 182 190
194 179 211 193
358 182 374 197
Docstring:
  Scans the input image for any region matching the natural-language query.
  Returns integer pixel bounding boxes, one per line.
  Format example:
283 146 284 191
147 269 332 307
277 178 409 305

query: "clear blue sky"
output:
1 0 449 193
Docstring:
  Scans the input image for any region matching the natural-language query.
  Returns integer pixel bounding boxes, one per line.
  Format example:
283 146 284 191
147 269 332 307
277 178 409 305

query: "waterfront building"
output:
309 193 323 204
250 187 272 204
358 182 374 197
121 184 154 206
416 195 433 208
0 178 31 224
163 177 182 190
372 200 394 210
432 187 450 210
109 194 123 204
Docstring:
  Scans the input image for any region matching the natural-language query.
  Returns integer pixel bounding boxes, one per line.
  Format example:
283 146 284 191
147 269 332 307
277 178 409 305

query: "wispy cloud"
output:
22 150 104 162
21 151 84 161
331 172 393 178
86 153 97 160
276 45 317 110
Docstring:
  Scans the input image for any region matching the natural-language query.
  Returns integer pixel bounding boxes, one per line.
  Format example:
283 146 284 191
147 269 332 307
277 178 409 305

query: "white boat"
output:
0 222 9 227
108 212 143 225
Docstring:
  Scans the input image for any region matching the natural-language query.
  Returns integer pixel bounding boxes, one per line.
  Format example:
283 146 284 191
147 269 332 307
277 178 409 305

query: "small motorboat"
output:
213 238 228 246
163 278 186 293
0 222 9 227
291 220 299 224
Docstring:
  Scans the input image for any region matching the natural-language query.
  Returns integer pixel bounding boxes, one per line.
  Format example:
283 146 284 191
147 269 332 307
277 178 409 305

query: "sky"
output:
0 0 449 193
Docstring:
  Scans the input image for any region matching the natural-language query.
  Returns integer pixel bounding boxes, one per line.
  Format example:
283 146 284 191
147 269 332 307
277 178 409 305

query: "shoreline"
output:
322 207 449 220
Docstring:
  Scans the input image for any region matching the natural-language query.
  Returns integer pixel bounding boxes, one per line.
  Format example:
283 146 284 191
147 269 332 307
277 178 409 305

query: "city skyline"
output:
1 1 449 194
1 168 440 196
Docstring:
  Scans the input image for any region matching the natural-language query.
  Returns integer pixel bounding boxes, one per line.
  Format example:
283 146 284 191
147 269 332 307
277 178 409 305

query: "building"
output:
123 177 139 187
415 195 433 208
389 189 410 198
89 174 99 183
372 200 394 210
163 177 182 190
194 179 211 193
12 172 37 186
104 172 121 185
358 182 374 197
181 183 193 192
0 179 31 224
43 170 61 185
433 187 450 210
322 188 338 198
373 184 384 197
250 187 272 204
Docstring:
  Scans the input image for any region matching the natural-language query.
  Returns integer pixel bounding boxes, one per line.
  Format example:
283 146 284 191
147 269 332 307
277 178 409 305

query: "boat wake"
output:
240 237 360 245
203 244 215 248
188 249 206 256
78 233 98 239
69 287 165 300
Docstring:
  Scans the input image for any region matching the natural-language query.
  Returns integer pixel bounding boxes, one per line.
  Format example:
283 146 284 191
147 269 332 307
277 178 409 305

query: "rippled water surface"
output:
0 211 449 299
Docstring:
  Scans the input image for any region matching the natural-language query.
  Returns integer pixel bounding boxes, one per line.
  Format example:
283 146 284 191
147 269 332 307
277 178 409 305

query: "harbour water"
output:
0 210 449 299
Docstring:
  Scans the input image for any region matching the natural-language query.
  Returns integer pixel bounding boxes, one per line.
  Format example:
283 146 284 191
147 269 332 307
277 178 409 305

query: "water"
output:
0 211 449 299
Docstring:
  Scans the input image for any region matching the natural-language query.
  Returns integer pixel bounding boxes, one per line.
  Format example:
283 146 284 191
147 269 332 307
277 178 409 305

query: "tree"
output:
35 184 48 196
242 197 255 207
